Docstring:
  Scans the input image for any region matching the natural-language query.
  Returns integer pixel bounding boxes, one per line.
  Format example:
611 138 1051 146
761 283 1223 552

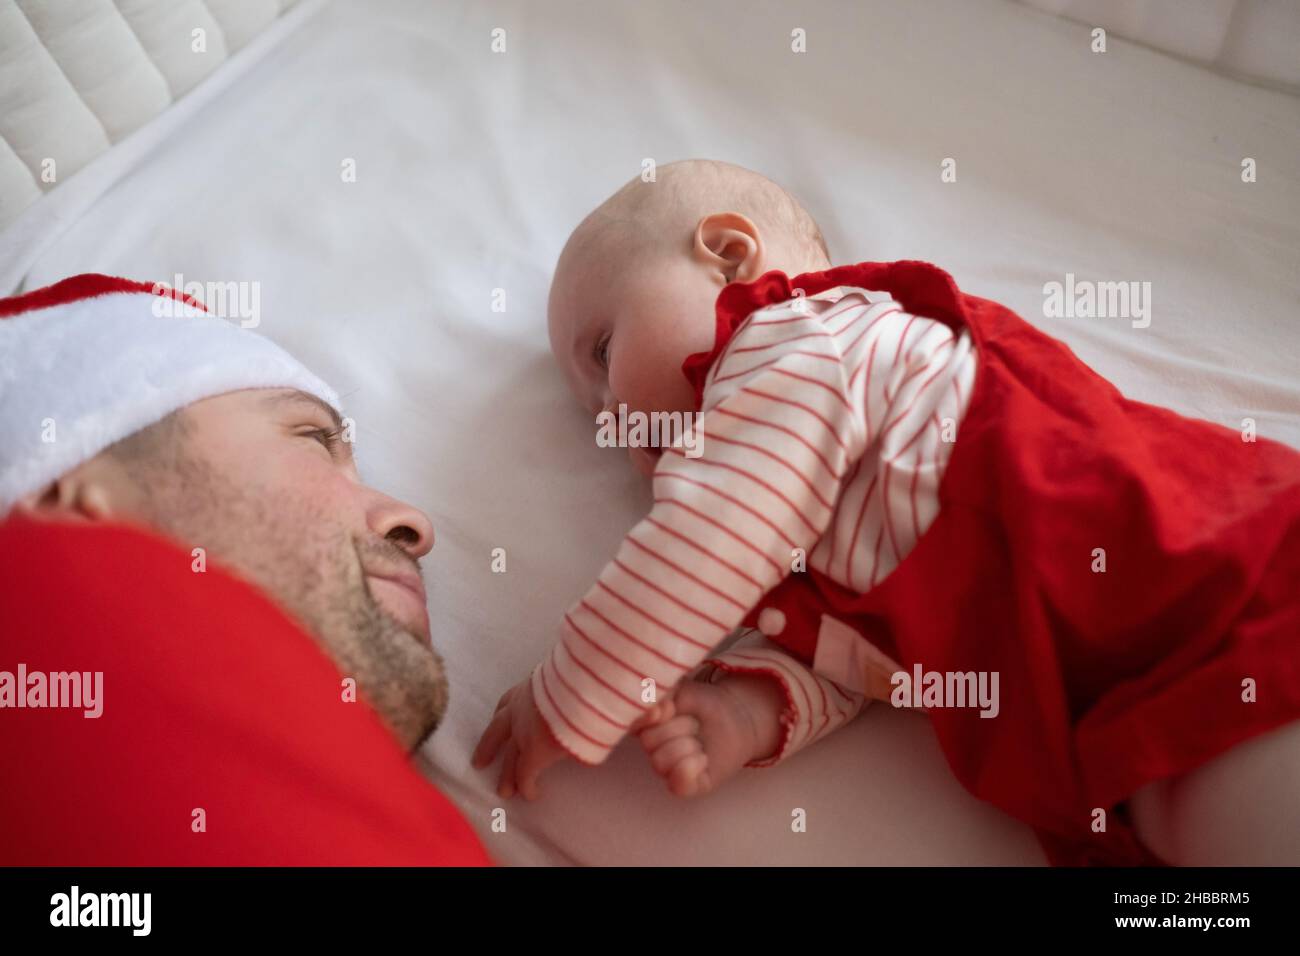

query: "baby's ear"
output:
694 212 765 282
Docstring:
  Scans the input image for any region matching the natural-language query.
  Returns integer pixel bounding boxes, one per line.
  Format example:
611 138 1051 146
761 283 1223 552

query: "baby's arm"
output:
532 307 871 766
701 640 869 766
635 632 867 796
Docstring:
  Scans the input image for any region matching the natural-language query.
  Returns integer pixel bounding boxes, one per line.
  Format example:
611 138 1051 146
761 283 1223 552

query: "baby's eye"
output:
593 334 611 370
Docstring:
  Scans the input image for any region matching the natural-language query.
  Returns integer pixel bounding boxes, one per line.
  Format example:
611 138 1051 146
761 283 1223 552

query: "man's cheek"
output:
270 456 346 515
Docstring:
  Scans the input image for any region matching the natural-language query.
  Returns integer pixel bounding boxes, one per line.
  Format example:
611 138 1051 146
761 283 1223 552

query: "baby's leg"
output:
637 640 868 797
1128 718 1300 865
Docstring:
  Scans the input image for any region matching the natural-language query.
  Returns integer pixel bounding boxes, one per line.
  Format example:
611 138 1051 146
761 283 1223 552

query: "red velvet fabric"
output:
685 260 1300 865
0 513 492 866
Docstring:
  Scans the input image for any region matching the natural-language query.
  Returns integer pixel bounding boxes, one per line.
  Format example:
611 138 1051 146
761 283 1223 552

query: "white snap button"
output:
757 607 786 636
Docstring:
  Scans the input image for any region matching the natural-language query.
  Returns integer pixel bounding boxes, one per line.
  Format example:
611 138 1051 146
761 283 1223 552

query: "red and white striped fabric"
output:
532 285 977 766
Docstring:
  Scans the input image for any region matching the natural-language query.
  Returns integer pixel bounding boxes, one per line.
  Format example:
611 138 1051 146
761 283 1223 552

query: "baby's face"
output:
548 243 723 475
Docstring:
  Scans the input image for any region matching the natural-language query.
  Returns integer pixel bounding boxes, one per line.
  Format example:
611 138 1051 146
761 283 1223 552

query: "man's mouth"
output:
365 569 431 644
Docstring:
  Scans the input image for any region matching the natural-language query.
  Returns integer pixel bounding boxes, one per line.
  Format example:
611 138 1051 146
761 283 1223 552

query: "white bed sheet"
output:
17 0 1300 865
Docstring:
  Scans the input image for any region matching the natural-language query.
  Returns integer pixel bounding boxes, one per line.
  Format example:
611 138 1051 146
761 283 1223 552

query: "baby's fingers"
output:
514 740 552 802
495 739 520 799
646 730 703 777
493 685 516 713
472 707 512 768
668 752 710 798
630 697 674 733
639 714 698 753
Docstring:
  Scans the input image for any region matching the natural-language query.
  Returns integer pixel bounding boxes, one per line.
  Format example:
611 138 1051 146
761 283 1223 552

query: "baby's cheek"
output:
617 357 690 416
611 305 707 413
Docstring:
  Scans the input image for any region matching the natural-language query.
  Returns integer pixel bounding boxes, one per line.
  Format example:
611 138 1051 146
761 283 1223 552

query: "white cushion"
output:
0 0 307 231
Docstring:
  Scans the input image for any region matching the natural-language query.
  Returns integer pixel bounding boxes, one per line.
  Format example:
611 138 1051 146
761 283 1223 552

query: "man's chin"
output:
388 616 433 650
373 603 439 662
364 620 448 752
395 611 434 651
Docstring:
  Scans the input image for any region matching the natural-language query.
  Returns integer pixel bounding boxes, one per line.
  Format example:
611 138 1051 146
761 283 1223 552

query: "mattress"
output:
0 0 310 232
12 0 1300 865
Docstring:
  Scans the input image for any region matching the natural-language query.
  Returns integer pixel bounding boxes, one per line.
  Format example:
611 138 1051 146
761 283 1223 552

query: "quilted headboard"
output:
0 0 307 233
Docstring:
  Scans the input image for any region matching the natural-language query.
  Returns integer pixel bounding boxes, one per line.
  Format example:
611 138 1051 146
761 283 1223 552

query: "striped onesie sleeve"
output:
533 286 977 766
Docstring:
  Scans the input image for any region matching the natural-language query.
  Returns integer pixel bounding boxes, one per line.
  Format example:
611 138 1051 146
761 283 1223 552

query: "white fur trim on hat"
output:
0 276 341 512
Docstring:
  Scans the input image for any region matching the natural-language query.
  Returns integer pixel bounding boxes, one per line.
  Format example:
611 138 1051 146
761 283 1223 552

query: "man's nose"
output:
367 491 435 558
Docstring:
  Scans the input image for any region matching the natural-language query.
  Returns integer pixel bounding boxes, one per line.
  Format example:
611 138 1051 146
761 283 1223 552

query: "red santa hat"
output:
0 274 341 512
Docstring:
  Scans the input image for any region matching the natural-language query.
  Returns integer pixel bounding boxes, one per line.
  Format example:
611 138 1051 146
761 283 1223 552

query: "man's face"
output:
101 388 445 752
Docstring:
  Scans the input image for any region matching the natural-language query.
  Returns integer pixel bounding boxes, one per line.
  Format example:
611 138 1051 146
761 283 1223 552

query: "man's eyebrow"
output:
261 390 342 430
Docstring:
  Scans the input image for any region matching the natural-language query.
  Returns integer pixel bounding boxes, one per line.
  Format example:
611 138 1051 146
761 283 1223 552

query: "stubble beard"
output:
129 449 448 752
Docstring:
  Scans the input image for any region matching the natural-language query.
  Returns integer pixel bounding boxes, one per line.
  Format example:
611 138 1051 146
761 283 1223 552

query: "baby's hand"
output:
635 673 787 798
472 676 572 800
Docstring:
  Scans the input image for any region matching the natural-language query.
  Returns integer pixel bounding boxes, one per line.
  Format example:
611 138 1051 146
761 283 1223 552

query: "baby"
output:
474 159 1300 866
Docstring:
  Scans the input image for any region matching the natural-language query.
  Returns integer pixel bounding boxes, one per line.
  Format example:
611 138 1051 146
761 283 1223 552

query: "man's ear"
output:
693 212 766 284
14 463 119 522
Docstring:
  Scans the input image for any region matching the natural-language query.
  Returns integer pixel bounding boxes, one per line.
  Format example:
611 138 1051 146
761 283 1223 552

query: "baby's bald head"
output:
563 159 830 276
